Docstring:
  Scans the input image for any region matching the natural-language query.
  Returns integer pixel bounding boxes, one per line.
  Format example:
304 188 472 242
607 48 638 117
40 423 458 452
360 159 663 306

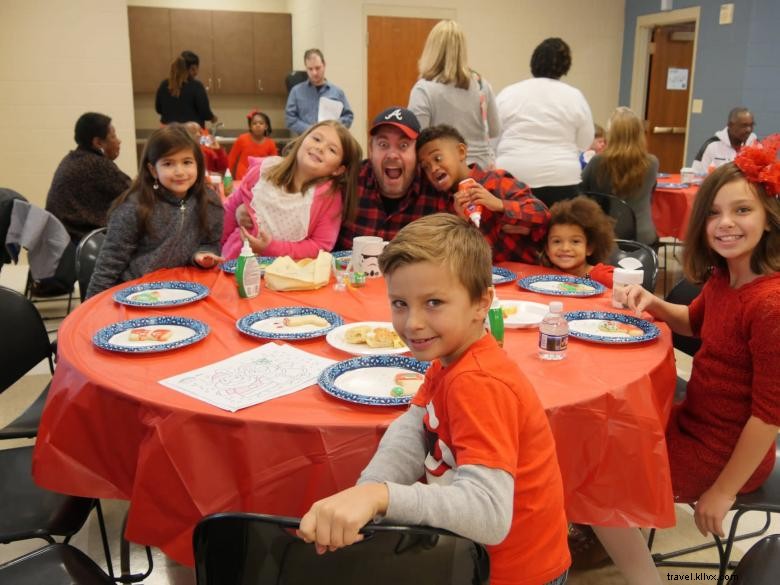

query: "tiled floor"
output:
1 256 776 584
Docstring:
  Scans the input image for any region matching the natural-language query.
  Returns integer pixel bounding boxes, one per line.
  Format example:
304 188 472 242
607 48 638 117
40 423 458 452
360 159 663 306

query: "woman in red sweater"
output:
228 109 278 180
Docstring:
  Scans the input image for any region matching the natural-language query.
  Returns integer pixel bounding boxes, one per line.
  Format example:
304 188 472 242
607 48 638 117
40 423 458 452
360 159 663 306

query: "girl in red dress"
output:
227 109 279 180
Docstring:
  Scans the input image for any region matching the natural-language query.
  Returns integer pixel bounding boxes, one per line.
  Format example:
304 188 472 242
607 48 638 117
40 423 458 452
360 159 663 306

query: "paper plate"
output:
564 311 660 344
331 250 352 259
220 256 276 274
92 316 209 353
112 281 209 307
656 182 689 190
236 307 343 341
326 321 409 355
500 300 550 328
492 267 517 285
318 355 430 406
517 274 605 297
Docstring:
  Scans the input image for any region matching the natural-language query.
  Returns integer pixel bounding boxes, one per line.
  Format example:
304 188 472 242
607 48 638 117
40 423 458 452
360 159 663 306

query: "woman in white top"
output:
496 37 594 206
408 20 499 169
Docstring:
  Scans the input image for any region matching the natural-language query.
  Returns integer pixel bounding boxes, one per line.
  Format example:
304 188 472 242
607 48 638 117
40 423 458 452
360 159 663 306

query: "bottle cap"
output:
240 239 253 256
550 301 563 313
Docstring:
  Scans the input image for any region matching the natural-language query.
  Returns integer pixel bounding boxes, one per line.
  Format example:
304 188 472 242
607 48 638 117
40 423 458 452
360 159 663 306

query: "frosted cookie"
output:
128 328 172 342
282 315 329 328
390 372 425 397
597 320 643 336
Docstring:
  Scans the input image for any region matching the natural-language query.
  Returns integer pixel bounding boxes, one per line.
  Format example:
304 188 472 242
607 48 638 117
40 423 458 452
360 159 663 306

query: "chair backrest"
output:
583 191 638 241
285 70 308 94
0 188 28 268
664 277 702 356
731 534 780 584
608 239 659 292
75 228 106 302
194 513 489 585
0 285 53 391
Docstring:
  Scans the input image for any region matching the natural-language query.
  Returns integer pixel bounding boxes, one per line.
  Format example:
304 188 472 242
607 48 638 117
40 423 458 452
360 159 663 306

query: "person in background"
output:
86 125 223 298
285 49 353 135
221 120 361 260
541 196 616 287
408 20 500 168
495 37 594 207
580 123 605 168
581 107 659 246
155 50 217 127
415 124 549 264
298 213 571 585
46 112 131 243
691 107 757 174
184 122 228 175
227 109 279 180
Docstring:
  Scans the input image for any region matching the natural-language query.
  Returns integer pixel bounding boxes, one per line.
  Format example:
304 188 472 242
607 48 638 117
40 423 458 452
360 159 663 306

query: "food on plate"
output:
390 371 425 397
597 320 644 336
128 328 172 342
501 304 518 318
344 325 372 344
282 314 329 328
129 290 162 303
558 282 594 293
344 325 406 349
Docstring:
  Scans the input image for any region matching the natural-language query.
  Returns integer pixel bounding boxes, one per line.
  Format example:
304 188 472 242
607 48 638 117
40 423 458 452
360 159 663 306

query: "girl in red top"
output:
599 136 780 584
228 109 278 179
542 195 616 287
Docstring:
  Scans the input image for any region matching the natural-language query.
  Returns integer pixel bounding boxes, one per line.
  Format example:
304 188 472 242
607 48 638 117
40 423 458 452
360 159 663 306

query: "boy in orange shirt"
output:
298 213 570 585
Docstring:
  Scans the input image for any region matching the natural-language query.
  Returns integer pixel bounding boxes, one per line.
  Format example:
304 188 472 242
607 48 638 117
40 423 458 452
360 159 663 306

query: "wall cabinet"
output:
128 7 292 96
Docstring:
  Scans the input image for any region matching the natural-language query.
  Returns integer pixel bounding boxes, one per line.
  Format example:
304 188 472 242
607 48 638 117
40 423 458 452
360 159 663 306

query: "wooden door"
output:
170 9 214 91
212 11 254 94
253 13 292 95
366 16 439 128
127 7 172 93
644 24 695 173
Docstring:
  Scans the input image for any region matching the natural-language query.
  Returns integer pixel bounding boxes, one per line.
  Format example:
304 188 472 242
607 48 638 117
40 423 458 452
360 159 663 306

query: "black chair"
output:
285 70 308 95
608 239 659 292
193 513 490 585
0 187 28 273
0 543 114 584
730 534 780 584
583 191 638 241
651 436 780 585
75 228 106 302
664 277 702 403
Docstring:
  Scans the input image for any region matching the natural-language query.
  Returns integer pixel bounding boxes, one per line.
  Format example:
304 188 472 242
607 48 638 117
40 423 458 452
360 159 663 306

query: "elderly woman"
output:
45 112 131 243
407 20 500 168
495 37 594 206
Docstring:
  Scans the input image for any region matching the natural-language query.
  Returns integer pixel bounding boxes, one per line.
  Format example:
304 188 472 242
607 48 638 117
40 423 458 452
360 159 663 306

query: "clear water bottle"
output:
538 301 568 360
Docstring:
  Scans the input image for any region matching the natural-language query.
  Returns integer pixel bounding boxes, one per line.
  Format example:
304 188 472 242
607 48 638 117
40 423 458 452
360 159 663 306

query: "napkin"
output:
264 251 333 291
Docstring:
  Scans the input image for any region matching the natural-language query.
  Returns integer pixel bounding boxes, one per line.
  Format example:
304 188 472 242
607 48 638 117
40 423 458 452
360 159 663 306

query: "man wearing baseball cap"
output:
336 106 446 248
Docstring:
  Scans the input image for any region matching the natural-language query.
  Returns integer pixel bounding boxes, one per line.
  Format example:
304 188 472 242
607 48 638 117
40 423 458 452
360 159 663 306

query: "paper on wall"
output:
318 97 344 122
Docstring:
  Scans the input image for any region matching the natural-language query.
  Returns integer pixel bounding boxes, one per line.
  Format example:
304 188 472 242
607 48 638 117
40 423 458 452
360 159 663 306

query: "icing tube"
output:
458 178 482 227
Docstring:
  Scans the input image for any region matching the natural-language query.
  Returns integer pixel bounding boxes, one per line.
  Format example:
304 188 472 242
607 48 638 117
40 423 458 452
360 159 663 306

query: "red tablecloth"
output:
33 263 677 565
652 174 699 240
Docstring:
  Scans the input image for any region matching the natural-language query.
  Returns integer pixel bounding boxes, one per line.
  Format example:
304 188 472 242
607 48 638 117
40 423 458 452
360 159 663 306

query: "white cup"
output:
680 167 695 183
352 236 388 278
612 267 645 308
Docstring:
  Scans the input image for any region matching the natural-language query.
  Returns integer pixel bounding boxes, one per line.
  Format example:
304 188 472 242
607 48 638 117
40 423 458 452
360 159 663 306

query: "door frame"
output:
629 6 700 159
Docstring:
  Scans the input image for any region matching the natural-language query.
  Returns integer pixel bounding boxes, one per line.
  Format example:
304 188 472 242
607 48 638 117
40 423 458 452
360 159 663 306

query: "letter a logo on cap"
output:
384 108 404 121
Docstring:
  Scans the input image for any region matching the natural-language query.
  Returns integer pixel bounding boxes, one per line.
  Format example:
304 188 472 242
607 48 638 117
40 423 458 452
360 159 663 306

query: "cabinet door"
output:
170 9 214 91
252 13 292 95
128 7 172 93
212 11 255 94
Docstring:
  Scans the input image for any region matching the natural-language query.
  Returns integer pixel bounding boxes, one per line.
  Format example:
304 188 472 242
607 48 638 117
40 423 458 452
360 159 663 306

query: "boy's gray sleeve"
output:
357 405 427 485
85 201 138 298
384 465 514 545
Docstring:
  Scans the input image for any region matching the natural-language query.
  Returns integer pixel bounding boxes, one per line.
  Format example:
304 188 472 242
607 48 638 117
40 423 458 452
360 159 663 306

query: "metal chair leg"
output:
118 510 154 583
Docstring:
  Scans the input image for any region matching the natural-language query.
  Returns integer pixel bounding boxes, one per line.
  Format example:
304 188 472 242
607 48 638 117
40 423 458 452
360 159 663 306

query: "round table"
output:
652 173 699 240
33 263 677 565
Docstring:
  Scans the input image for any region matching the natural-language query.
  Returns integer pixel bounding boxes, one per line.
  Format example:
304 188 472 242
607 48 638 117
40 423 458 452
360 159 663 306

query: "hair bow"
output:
734 134 780 197
246 109 260 121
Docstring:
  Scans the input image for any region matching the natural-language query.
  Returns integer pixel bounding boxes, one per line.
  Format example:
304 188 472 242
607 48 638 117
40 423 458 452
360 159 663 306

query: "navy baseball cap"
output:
369 107 421 139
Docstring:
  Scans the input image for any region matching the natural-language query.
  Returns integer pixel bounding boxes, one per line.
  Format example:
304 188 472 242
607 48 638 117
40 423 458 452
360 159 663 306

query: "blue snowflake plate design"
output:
318 355 430 406
492 266 517 285
517 274 605 297
220 256 276 274
564 311 660 344
331 250 352 259
92 316 209 353
657 172 671 178
236 307 343 341
113 281 209 307
656 182 689 189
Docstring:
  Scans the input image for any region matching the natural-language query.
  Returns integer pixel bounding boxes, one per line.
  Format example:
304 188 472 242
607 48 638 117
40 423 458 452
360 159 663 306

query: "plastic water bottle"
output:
538 301 568 360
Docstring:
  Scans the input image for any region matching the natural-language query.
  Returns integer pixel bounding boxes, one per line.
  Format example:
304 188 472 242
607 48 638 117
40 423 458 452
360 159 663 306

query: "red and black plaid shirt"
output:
462 165 550 264
337 160 446 249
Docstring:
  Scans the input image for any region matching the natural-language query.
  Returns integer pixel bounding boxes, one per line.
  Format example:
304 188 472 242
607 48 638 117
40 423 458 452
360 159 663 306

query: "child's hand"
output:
240 226 271 253
454 183 504 213
193 251 224 268
693 485 736 537
297 483 389 554
235 204 253 229
619 283 655 317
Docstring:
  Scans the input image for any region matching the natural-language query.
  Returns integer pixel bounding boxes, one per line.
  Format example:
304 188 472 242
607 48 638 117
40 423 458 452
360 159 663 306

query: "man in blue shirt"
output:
285 49 354 135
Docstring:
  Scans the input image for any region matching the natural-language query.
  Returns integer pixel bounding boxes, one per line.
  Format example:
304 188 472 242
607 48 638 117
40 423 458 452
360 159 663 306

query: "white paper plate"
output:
325 321 409 355
500 300 549 329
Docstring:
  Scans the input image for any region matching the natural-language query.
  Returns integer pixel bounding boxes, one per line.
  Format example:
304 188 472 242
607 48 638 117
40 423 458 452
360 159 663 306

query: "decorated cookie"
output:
129 290 162 303
598 320 644 336
390 371 425 397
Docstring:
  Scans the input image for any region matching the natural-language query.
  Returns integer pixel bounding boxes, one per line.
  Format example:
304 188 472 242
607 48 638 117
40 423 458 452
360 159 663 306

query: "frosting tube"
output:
458 178 482 227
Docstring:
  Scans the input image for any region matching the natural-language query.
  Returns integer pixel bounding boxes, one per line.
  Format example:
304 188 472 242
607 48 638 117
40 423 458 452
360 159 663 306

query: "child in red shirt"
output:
227 109 278 179
298 213 571 585
541 196 616 287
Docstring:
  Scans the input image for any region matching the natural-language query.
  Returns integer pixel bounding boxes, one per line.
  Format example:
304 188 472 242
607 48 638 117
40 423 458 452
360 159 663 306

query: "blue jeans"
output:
544 569 569 585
